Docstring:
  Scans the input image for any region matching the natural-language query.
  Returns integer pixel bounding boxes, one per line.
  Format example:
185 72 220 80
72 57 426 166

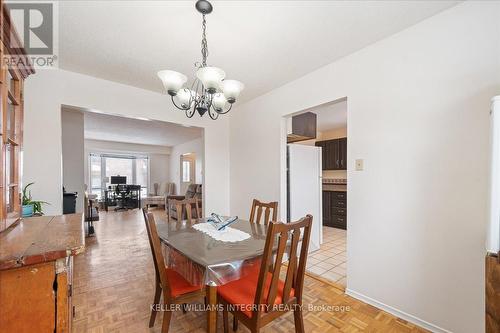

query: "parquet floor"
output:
72 209 428 333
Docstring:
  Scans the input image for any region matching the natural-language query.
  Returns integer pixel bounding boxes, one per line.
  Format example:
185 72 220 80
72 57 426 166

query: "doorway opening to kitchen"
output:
285 97 348 287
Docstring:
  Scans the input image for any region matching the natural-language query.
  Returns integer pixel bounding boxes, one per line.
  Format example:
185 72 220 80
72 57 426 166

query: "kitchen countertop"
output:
0 213 85 270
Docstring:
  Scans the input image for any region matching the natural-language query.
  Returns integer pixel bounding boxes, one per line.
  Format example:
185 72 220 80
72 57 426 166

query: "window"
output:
89 155 102 197
89 153 149 199
182 160 191 182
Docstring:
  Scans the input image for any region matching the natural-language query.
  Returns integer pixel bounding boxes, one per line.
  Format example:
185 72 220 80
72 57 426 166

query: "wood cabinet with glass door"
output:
0 2 35 232
1 65 23 231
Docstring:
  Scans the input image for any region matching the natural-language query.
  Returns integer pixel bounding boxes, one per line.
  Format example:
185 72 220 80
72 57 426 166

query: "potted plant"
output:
22 182 48 217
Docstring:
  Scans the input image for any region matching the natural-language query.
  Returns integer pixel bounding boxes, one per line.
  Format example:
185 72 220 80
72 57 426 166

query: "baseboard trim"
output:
345 288 452 333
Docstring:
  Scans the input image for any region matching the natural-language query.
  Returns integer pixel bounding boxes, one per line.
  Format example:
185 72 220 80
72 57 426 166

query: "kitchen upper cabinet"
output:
338 137 347 170
315 137 347 170
316 141 327 170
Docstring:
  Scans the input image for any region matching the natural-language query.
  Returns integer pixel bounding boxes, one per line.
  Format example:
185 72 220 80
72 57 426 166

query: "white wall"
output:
84 139 172 155
169 137 204 195
61 109 85 213
229 2 500 333
149 154 170 193
84 139 171 192
24 69 230 217
489 96 500 254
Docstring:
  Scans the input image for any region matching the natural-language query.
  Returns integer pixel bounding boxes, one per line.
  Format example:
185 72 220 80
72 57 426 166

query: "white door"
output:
288 144 322 252
180 153 196 194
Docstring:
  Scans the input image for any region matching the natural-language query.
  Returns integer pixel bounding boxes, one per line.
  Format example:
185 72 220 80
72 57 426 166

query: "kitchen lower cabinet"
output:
323 191 347 229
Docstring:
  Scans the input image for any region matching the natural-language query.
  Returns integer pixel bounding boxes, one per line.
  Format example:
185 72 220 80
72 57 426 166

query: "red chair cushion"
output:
217 270 295 318
166 268 202 297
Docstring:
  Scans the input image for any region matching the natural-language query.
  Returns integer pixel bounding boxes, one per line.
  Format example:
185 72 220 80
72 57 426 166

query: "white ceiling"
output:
58 1 459 103
82 111 203 146
306 100 348 132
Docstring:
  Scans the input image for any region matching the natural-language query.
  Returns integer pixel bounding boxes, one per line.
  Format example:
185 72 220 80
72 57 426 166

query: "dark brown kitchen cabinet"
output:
322 190 347 229
338 137 347 170
315 137 347 170
316 141 327 170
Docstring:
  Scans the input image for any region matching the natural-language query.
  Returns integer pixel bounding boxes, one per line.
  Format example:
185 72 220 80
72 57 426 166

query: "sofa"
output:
167 184 202 220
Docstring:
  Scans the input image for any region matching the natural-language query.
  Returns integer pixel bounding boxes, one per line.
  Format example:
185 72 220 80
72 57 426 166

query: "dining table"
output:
156 217 270 333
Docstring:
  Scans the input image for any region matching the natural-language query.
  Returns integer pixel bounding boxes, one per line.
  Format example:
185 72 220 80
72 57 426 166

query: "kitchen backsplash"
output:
323 170 347 180
323 178 347 184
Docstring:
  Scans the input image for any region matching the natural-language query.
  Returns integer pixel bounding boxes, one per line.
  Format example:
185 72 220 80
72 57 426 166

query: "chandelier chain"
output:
201 14 208 67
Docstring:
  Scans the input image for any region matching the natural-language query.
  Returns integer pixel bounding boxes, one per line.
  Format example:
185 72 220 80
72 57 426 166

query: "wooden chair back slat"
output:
264 207 271 224
282 228 300 303
253 215 313 314
249 199 278 225
144 211 172 301
265 229 288 308
294 217 312 299
142 208 160 282
169 198 202 223
256 206 263 224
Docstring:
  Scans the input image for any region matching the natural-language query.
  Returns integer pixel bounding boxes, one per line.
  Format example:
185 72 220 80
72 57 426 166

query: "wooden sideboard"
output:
0 214 85 333
486 253 500 333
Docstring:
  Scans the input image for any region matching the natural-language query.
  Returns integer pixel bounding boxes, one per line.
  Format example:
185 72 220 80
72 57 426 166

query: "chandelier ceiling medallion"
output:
158 0 244 120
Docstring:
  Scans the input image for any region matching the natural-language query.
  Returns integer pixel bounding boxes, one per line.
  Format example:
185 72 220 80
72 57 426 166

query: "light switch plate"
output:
355 159 364 171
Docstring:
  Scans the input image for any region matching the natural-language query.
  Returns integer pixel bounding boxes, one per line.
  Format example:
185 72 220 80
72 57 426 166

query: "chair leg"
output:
223 308 229 333
293 307 305 333
233 315 238 331
161 308 172 333
149 281 162 328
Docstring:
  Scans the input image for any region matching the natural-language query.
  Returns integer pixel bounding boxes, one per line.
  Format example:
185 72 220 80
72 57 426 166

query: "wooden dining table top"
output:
156 218 268 268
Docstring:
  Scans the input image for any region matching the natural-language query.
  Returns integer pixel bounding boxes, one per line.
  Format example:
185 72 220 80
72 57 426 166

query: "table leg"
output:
206 284 217 333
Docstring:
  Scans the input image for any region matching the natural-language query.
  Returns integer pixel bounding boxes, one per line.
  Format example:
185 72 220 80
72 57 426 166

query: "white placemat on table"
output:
192 222 250 242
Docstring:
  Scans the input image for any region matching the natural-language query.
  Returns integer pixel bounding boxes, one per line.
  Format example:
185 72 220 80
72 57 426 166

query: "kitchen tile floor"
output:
307 226 346 287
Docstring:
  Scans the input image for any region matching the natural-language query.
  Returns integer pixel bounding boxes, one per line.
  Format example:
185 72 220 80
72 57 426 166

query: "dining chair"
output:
168 198 202 223
142 208 162 327
249 199 278 225
142 208 205 332
231 199 277 330
218 215 313 333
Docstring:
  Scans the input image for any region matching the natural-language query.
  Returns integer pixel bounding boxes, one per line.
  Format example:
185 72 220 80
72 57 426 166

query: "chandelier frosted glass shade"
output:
221 80 244 103
158 70 187 95
175 88 196 108
196 66 225 93
212 93 228 111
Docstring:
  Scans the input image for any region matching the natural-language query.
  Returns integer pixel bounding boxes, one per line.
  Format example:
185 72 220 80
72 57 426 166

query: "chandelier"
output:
157 0 244 120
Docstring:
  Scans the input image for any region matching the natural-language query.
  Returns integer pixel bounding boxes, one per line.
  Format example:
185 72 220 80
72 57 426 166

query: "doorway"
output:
283 97 348 288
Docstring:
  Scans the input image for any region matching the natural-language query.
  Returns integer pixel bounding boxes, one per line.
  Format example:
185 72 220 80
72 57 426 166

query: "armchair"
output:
166 184 202 221
143 182 175 209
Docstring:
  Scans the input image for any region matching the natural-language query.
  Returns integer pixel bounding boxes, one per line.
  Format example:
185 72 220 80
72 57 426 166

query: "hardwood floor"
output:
72 209 428 333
